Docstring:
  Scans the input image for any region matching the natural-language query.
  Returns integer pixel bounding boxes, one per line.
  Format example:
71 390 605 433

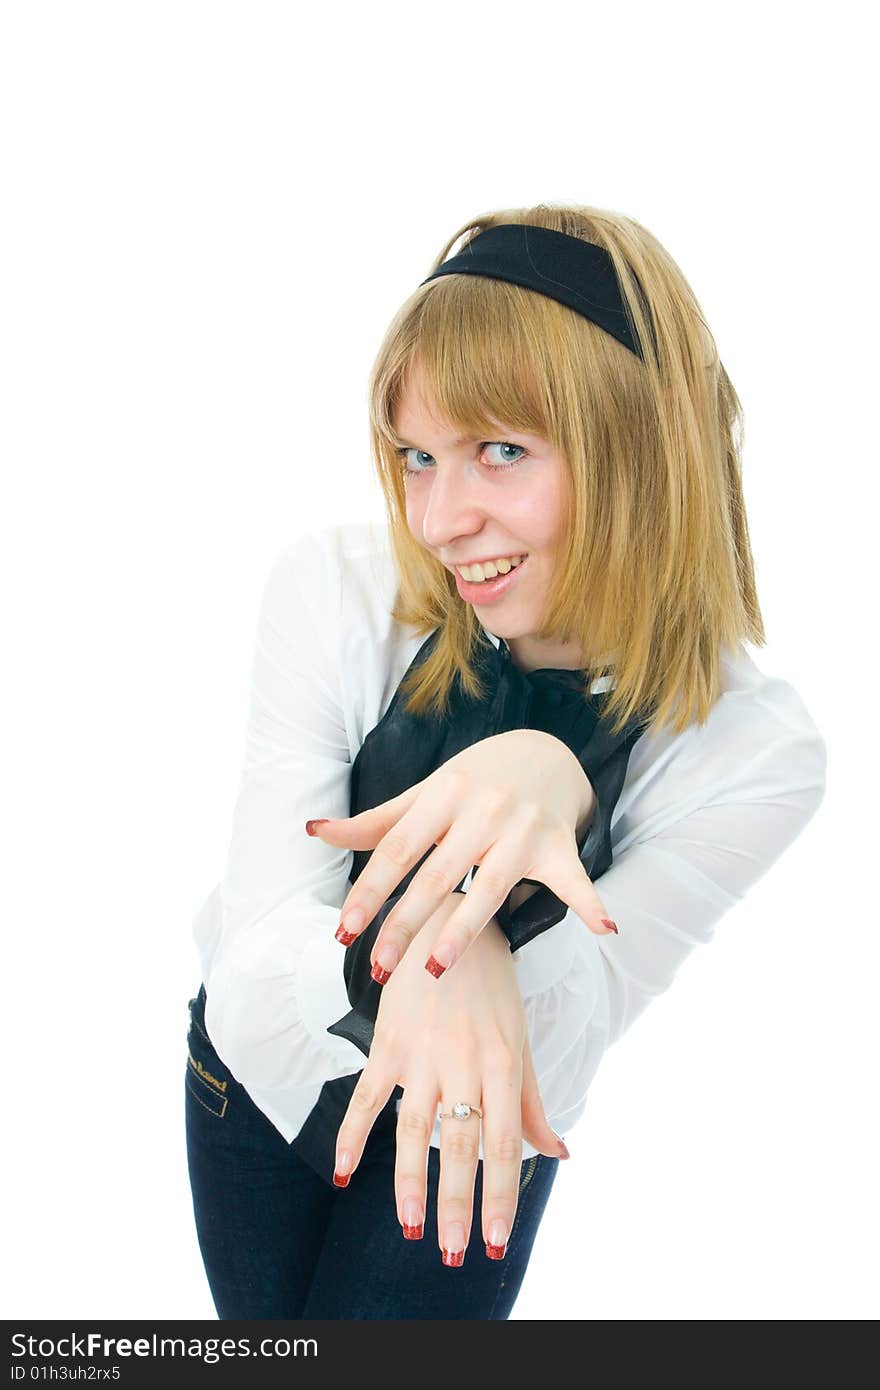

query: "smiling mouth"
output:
452 555 530 603
452 554 528 583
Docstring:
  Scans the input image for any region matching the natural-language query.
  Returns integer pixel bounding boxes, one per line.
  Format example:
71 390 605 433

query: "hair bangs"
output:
375 275 566 457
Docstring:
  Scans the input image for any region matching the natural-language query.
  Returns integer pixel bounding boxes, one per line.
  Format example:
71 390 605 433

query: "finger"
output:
437 791 618 943
537 836 619 936
394 1075 437 1241
425 810 539 977
521 1029 570 1160
333 1061 397 1188
372 806 507 979
305 780 425 849
479 1048 525 1261
437 1079 482 1267
335 781 456 953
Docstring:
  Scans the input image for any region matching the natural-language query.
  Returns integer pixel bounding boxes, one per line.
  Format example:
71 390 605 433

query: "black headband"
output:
419 222 650 361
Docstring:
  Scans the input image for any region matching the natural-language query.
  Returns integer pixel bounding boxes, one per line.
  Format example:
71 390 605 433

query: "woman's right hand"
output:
331 893 569 1264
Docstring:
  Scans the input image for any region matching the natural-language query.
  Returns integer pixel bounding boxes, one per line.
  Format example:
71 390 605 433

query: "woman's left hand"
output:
331 893 569 1260
306 730 618 982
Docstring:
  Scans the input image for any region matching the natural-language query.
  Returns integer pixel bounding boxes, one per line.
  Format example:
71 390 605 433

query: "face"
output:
393 360 584 673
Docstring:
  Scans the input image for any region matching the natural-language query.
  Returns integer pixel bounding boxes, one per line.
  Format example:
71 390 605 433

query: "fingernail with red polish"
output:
486 1219 508 1260
402 1196 423 1240
336 908 364 944
305 819 330 836
425 942 455 979
441 1222 466 1267
600 918 619 935
371 961 392 985
333 1150 353 1187
375 943 398 976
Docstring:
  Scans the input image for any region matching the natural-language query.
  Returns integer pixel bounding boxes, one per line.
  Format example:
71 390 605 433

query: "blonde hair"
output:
367 202 765 737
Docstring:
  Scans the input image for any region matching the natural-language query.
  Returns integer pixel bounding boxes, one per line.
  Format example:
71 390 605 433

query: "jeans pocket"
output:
186 991 230 1119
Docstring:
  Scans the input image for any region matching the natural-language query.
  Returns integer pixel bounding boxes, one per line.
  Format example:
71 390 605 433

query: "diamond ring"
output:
438 1101 483 1121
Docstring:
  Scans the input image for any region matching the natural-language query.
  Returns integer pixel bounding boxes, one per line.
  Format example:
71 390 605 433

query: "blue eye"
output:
483 442 526 467
398 448 436 474
396 442 527 476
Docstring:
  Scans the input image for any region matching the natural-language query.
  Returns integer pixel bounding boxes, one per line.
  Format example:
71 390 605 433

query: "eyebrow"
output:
390 432 479 449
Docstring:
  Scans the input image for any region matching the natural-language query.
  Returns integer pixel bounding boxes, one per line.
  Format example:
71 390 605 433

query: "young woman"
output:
185 204 827 1319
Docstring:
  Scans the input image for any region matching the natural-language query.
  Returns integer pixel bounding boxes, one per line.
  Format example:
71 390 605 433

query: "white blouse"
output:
191 520 828 1158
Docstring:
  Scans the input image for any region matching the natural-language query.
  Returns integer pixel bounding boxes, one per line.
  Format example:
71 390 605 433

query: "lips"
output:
453 554 529 604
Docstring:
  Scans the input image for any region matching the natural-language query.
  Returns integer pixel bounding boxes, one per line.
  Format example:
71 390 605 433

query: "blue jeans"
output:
185 985 560 1319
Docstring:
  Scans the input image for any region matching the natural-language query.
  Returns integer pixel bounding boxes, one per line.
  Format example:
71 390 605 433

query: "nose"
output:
420 461 488 553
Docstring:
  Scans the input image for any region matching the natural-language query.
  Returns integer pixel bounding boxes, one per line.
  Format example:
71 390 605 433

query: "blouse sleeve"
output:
508 676 828 1029
192 530 366 1094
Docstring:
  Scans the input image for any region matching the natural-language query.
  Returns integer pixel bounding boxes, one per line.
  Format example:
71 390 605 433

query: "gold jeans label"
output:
188 1049 227 1093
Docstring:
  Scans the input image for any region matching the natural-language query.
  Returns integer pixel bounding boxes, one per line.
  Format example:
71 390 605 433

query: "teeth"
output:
458 555 526 583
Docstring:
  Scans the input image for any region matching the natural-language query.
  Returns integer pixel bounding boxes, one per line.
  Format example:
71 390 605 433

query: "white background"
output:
2 1 876 1321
